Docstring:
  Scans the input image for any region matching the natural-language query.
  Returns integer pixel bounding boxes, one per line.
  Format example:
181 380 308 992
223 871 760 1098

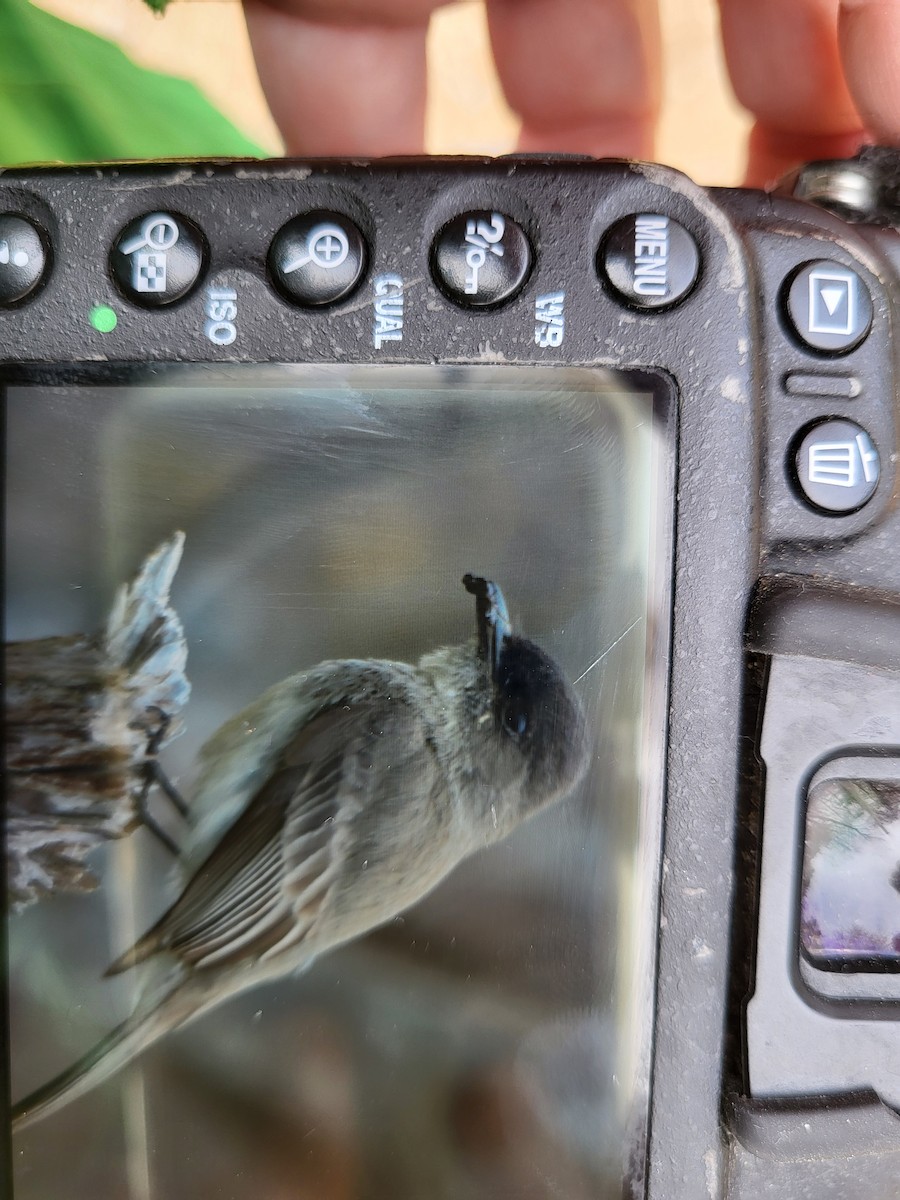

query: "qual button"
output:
269 212 367 307
111 211 206 307
785 260 872 354
793 418 880 513
431 211 531 308
598 213 699 310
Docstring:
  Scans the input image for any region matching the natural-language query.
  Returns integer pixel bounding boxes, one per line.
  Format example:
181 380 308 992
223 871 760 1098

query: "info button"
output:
598 213 699 311
794 419 880 513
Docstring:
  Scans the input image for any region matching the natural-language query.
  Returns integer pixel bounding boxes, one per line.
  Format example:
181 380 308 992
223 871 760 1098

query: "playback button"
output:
0 214 48 307
784 260 872 354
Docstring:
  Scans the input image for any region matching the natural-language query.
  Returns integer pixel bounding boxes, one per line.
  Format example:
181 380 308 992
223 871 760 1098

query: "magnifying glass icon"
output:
282 223 350 274
120 214 181 257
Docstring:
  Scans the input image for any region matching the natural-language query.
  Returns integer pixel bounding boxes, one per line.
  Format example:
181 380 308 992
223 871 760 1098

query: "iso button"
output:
785 260 872 354
431 211 531 308
599 213 699 310
269 212 366 307
112 212 206 307
794 419 879 513
0 214 48 306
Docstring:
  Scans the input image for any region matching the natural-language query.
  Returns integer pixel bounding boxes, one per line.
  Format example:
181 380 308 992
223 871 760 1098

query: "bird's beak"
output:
463 574 512 683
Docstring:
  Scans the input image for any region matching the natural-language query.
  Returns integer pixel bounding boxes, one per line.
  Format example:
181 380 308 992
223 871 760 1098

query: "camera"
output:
2 149 898 1199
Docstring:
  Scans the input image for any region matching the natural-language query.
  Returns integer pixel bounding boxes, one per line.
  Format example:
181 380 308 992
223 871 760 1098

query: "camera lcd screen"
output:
5 365 673 1199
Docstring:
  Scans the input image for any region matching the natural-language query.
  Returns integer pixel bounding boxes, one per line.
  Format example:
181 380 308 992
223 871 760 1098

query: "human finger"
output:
486 0 662 161
718 0 868 187
838 0 900 148
244 0 445 156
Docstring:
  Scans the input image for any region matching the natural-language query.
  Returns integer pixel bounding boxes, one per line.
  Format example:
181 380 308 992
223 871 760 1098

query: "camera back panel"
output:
1 157 898 1199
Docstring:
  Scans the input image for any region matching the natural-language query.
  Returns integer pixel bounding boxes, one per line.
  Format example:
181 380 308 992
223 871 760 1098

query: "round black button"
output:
431 211 531 308
0 214 48 306
794 419 880 513
269 212 366 307
598 213 699 310
784 260 872 354
111 212 206 307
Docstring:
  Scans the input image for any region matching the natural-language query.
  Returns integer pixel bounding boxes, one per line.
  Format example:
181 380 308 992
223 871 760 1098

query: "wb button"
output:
785 260 872 354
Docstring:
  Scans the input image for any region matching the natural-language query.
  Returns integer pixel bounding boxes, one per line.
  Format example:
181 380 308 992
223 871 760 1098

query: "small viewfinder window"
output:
801 774 900 970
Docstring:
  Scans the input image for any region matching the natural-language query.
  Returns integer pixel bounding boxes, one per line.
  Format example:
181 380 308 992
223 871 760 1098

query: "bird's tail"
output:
12 967 201 1131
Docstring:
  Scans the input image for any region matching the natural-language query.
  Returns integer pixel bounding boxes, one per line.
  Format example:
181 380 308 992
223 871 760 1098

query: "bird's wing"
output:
107 703 384 973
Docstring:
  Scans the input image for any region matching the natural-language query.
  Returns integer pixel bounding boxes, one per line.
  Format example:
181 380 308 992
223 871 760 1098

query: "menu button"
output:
599 213 699 310
633 215 670 297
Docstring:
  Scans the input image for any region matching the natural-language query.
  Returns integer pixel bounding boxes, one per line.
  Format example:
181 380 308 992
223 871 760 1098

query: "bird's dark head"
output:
462 575 589 823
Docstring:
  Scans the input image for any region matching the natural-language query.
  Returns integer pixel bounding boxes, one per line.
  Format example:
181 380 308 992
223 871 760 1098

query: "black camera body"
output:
2 152 898 1199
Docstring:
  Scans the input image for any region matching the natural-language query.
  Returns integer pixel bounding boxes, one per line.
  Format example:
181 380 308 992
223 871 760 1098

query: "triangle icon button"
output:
820 286 845 316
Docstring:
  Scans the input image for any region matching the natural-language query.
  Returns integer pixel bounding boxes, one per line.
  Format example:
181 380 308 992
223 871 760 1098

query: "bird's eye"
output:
501 699 529 740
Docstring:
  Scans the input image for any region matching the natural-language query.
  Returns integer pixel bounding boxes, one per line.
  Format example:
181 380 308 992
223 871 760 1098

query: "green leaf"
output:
0 0 269 164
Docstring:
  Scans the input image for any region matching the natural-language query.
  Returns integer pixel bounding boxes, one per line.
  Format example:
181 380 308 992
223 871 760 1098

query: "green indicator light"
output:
89 304 118 333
